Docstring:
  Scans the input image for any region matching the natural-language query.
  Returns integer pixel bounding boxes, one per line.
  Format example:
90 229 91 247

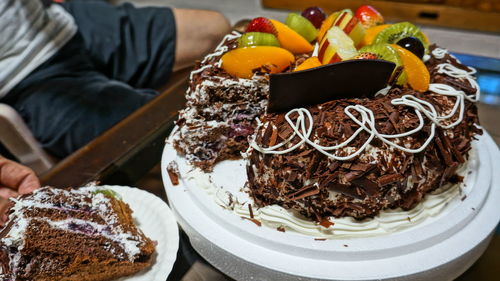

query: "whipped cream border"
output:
179 146 474 239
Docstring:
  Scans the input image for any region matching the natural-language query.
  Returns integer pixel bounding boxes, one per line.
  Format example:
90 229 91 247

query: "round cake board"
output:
161 132 500 281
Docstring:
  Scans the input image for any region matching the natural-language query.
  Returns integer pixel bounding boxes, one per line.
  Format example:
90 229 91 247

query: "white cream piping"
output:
250 48 479 160
188 31 241 81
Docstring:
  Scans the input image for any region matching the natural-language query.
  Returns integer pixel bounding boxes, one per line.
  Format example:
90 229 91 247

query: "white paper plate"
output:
101 186 179 281
162 131 500 281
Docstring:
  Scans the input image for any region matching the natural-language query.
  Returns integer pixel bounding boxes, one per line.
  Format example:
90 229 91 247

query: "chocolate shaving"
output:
327 183 365 200
378 173 403 186
352 177 379 196
248 204 254 219
286 171 298 182
262 124 274 146
435 134 453 166
286 185 320 201
328 161 340 171
269 127 279 147
241 217 262 227
344 170 365 182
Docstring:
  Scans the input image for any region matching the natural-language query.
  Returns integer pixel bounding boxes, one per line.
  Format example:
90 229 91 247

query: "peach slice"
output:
391 44 430 91
360 24 391 47
221 46 295 79
269 19 314 54
294 57 322 71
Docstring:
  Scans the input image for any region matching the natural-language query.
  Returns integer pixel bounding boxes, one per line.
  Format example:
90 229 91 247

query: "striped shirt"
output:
0 0 77 98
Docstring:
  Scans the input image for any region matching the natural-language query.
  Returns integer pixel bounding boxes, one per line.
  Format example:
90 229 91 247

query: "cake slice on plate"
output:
0 186 155 281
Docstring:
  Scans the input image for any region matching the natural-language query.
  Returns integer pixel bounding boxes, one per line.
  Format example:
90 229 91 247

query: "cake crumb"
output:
343 244 348 247
167 161 180 186
314 238 326 241
277 226 286 232
319 218 334 228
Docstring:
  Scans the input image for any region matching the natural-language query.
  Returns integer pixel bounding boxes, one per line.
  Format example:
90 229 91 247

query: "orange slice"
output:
294 57 322 71
360 24 391 47
269 19 314 54
221 46 295 79
391 44 430 91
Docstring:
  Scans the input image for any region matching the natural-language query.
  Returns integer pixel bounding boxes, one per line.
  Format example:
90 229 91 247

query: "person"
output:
0 157 41 225
0 0 231 158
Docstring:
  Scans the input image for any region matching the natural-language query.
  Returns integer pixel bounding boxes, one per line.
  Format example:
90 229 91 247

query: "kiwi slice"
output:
359 43 407 85
373 22 428 52
92 189 122 200
285 13 318 42
238 32 280 47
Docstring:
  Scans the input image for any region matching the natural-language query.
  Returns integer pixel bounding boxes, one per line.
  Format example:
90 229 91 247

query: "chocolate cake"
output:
0 186 155 281
172 31 270 171
171 8 483 226
246 46 482 220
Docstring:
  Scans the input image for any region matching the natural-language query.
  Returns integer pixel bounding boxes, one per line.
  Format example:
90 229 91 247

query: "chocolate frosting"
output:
247 45 482 220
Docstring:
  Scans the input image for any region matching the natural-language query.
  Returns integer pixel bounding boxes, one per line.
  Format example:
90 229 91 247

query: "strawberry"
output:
354 5 384 29
246 17 277 35
353 52 378 60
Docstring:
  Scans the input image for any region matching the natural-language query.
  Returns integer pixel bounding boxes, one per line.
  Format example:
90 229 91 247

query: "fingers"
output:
0 157 41 195
18 172 41 195
0 214 7 226
0 196 10 227
0 187 19 199
0 158 40 227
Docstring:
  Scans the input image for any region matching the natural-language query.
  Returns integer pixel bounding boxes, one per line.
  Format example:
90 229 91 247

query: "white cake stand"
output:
161 132 500 281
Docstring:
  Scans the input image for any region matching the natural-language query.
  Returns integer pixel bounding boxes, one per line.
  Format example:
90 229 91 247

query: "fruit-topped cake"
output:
0 186 156 281
172 5 481 228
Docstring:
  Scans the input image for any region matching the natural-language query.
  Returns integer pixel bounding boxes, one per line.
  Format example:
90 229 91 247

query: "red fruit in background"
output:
355 5 384 29
301 6 327 29
246 17 277 35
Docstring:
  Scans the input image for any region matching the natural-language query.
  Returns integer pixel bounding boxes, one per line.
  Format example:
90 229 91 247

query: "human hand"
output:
0 157 40 225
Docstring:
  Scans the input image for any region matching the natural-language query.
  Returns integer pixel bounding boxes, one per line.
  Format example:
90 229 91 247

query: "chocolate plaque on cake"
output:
268 60 395 113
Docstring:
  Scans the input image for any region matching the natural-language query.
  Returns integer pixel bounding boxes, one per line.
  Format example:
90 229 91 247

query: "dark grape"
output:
301 6 326 29
397 37 425 59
